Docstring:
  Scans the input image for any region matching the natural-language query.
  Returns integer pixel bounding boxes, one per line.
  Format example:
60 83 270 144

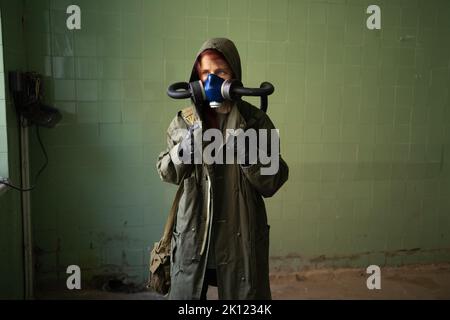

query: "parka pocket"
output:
174 175 201 265
175 176 198 234
171 231 185 282
172 228 199 266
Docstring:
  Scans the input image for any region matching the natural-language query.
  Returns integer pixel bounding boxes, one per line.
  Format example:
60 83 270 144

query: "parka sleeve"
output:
240 114 289 198
156 114 193 185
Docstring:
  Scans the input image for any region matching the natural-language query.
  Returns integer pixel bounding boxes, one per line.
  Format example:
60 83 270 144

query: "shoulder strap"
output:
180 106 196 127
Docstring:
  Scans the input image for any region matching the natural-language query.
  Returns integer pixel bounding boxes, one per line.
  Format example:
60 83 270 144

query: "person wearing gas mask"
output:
157 38 289 300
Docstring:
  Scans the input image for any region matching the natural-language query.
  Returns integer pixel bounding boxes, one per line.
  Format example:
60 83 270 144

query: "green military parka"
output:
157 38 289 300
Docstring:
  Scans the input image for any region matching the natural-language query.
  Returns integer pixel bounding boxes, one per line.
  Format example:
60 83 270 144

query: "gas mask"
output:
167 75 274 112
203 73 226 108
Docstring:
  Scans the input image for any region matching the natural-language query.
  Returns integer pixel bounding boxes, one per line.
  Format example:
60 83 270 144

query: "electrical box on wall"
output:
8 71 62 128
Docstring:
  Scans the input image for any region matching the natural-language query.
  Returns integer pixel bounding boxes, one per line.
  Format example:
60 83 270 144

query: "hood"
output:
189 38 242 83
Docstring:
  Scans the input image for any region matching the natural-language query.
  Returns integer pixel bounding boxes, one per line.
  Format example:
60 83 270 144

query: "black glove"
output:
225 129 257 167
178 123 200 163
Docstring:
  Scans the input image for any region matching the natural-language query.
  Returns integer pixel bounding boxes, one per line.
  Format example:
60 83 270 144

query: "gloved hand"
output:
225 129 257 167
178 123 201 163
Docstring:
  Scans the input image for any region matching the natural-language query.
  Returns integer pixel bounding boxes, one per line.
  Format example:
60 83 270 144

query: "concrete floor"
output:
36 263 450 300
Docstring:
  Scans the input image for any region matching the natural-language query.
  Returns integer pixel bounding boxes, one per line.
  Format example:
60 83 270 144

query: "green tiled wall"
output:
16 0 450 287
0 0 27 299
